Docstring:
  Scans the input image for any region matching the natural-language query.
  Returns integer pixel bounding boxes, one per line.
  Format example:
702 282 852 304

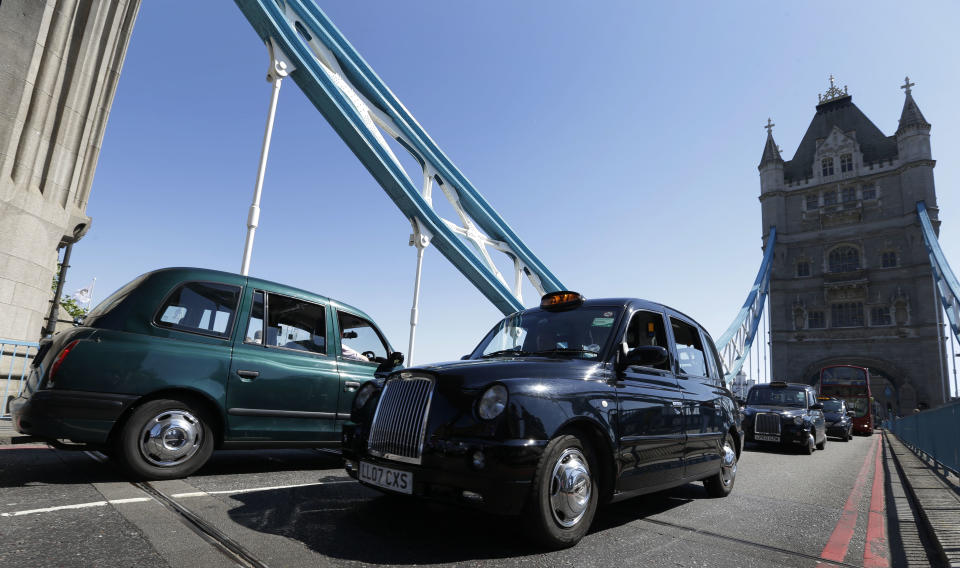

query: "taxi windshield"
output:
473 307 619 360
821 400 844 412
747 387 807 408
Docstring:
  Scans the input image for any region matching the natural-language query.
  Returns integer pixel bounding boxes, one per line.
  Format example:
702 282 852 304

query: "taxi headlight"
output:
793 415 804 425
478 384 508 420
354 382 377 410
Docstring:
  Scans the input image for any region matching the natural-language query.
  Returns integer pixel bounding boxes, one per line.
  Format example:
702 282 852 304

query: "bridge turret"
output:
895 77 937 214
895 76 931 163
758 118 785 234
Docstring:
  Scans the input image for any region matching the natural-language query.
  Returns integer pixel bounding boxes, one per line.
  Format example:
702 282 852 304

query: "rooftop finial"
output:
901 76 915 95
765 117 775 134
818 74 849 104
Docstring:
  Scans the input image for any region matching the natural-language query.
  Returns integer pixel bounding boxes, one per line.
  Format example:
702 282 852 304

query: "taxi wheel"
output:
816 431 826 450
524 434 598 549
843 428 851 442
703 433 737 498
116 398 214 480
804 433 815 455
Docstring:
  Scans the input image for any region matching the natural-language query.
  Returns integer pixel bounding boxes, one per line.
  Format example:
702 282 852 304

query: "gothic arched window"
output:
829 246 860 273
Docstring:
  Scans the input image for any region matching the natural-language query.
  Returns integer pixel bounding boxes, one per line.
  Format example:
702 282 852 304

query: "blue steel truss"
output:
232 0 565 314
716 228 776 382
918 202 960 341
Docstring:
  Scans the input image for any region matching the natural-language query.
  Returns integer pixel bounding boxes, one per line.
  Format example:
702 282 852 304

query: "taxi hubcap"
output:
720 441 737 487
549 448 591 528
139 410 203 467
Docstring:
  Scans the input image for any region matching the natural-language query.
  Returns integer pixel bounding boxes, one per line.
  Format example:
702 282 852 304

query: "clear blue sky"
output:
66 1 960 386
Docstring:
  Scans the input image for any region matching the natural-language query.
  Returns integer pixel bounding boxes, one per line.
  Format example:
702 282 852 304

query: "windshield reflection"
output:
473 308 619 360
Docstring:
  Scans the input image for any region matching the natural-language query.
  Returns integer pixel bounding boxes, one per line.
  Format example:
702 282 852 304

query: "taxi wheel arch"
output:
556 422 616 505
524 432 600 549
110 389 224 449
113 393 218 480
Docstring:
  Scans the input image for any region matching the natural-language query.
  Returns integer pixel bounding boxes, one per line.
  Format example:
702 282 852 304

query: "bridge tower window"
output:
806 194 819 210
881 251 897 268
862 184 877 200
807 311 826 329
871 307 893 326
796 261 811 277
828 246 860 273
842 187 857 203
822 157 835 177
823 191 838 206
840 153 853 173
831 302 864 327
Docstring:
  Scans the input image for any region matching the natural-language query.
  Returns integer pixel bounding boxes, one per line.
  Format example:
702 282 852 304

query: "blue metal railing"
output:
1 339 38 420
889 399 960 476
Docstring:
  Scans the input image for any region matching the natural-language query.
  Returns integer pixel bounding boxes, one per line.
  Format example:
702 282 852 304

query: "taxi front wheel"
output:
115 398 215 480
524 434 598 549
703 433 737 498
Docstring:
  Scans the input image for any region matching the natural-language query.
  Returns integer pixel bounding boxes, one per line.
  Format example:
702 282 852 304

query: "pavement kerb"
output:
884 430 960 568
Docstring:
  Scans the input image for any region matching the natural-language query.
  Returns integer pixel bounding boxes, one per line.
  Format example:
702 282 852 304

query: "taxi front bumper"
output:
342 423 546 515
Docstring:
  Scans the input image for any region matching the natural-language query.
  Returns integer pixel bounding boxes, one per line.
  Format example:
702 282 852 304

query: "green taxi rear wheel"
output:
116 398 214 480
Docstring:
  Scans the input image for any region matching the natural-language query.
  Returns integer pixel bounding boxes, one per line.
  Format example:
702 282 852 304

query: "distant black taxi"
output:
342 292 742 548
742 382 826 454
819 396 854 441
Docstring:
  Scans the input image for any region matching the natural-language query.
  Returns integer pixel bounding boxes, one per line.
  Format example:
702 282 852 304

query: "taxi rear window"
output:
155 282 240 338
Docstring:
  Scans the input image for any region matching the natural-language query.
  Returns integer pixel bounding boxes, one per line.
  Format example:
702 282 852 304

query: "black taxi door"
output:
668 315 724 481
614 308 685 493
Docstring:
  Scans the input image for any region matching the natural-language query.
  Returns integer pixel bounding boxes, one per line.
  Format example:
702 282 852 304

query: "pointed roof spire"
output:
897 76 929 133
759 117 783 168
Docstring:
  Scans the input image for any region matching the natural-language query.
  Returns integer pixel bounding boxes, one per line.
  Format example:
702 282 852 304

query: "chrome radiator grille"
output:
367 375 435 465
754 413 781 435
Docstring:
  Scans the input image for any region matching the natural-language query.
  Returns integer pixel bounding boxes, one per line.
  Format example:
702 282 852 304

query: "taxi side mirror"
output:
620 345 669 370
846 410 855 417
810 402 823 410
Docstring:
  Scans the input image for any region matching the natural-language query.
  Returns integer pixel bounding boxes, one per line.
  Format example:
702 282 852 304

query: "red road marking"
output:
863 435 890 567
817 434 880 565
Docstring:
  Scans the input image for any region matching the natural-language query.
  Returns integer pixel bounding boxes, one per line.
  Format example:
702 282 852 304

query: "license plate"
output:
359 461 412 494
755 434 780 442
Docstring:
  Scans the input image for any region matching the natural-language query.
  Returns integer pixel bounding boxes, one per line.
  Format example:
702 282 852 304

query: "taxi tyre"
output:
524 433 598 549
703 432 737 498
803 432 815 455
816 430 826 450
115 398 215 480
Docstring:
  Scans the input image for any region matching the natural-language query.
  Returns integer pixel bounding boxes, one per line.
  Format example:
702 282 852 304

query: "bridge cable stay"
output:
917 201 960 352
716 227 777 384
231 0 566 362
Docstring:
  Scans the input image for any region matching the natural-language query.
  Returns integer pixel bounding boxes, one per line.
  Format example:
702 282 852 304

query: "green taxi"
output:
12 267 401 479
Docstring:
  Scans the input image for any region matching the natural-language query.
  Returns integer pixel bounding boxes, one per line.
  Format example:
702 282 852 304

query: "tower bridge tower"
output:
760 76 949 414
0 0 141 341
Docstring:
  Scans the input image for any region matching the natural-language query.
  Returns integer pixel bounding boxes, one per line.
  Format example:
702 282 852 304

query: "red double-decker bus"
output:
819 365 874 436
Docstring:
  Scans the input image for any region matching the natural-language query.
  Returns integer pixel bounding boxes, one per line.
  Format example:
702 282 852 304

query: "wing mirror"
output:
810 402 824 410
342 330 358 339
620 345 669 371
374 351 404 377
846 410 855 417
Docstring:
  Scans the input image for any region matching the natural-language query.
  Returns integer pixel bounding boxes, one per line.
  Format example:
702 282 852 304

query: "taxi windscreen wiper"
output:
480 349 531 359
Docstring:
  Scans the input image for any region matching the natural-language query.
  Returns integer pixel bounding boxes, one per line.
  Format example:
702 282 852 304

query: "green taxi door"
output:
226 290 341 443
333 307 392 428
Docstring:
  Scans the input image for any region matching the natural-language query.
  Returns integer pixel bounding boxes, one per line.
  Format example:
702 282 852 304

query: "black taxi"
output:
741 382 826 454
342 292 742 548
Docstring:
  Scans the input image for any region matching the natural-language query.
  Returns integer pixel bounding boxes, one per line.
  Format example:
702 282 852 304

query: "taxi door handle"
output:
236 369 259 380
344 381 361 393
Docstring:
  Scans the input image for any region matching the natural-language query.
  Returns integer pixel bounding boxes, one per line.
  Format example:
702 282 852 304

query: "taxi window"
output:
259 293 327 354
338 311 388 363
623 310 669 370
670 318 708 377
155 281 240 338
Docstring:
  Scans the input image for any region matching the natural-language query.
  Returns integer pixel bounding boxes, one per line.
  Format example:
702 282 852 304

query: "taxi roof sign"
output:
541 291 584 310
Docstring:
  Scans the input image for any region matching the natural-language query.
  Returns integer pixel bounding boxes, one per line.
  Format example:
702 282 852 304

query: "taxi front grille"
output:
367 375 435 465
754 413 781 435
